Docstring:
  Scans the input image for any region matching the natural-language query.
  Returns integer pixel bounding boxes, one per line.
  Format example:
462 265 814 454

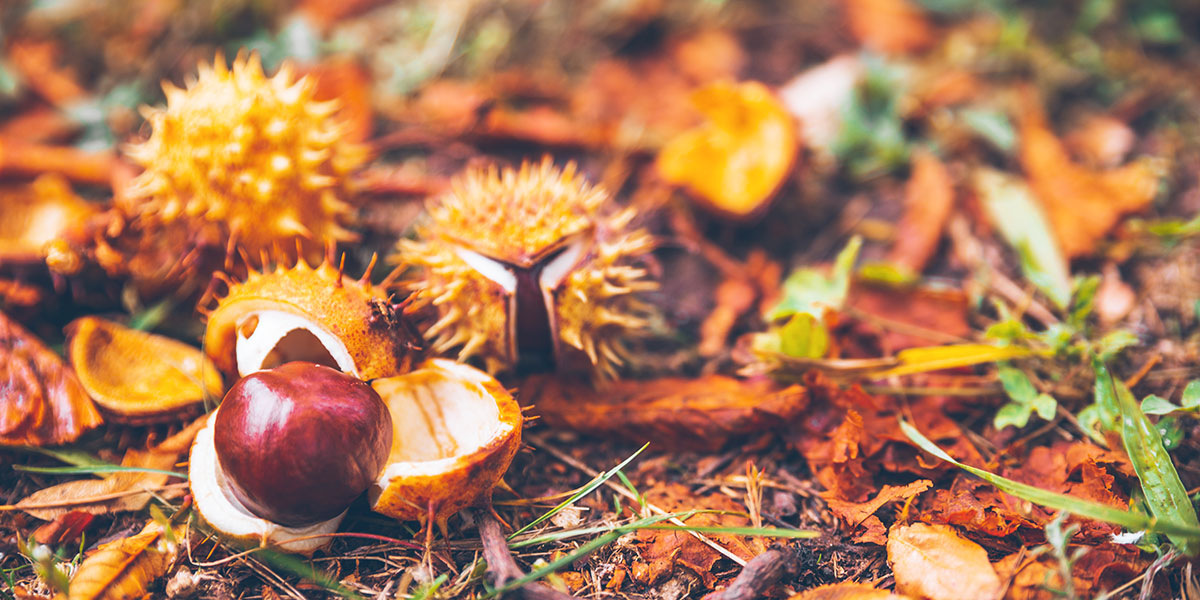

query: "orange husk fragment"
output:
0 310 102 447
0 175 99 264
369 359 522 527
66 316 223 423
1018 94 1160 258
657 81 798 220
523 374 808 451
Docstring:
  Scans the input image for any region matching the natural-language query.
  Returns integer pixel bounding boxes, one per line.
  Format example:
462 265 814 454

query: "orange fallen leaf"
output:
888 151 955 274
58 517 184 600
791 582 914 599
657 81 798 220
824 480 932 529
1018 93 1160 258
633 483 757 589
302 58 374 145
16 417 203 520
7 39 87 106
887 522 1002 600
843 0 934 55
0 309 102 447
33 511 95 547
523 374 808 451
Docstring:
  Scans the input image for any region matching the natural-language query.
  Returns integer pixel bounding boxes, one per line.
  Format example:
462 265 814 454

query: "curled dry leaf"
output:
1018 93 1160 258
17 417 203 521
886 522 1002 600
657 81 798 220
0 310 102 447
824 480 932 529
57 517 184 600
790 582 914 600
66 316 223 423
523 374 808 451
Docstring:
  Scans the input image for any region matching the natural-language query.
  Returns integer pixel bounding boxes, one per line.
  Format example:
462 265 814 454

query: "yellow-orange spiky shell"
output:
123 52 367 259
203 256 422 381
397 159 656 378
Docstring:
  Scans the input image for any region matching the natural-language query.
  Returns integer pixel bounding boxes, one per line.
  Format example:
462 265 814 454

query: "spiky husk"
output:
123 51 367 260
202 252 423 381
398 159 656 378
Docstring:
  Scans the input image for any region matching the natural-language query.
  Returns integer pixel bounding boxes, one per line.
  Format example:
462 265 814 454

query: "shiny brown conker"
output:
213 361 392 527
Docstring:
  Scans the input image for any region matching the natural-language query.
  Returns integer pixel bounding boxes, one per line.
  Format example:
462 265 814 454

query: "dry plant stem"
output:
0 137 117 184
703 545 801 600
527 432 748 567
471 508 580 600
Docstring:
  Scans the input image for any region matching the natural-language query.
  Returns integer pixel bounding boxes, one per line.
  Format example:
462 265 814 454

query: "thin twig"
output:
527 432 749 567
471 508 580 600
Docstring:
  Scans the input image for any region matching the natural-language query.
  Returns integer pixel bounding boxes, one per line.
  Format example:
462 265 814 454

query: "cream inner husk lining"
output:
375 361 508 479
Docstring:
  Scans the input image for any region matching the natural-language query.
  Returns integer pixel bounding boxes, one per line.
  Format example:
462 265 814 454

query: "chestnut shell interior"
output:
374 368 503 467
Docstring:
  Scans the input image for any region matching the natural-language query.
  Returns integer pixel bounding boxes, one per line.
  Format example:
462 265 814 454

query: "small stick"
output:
703 545 801 600
471 508 580 600
0 137 117 184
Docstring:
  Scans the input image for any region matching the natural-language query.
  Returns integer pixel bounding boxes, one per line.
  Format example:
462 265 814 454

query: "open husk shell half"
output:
203 255 422 380
67 316 223 423
370 358 522 527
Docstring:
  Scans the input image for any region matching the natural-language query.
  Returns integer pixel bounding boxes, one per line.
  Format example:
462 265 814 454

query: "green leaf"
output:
1094 329 1139 362
768 236 862 321
13 465 187 478
1140 395 1180 416
1032 393 1057 420
1182 381 1200 409
1106 370 1200 554
998 366 1037 402
994 401 1034 430
1068 275 1100 328
973 168 1072 310
959 108 1016 154
899 420 1200 543
778 313 829 358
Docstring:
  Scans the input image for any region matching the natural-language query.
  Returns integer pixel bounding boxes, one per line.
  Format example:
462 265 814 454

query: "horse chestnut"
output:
213 362 392 527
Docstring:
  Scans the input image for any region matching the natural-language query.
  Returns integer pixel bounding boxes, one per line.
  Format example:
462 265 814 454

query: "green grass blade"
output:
13 465 187 478
900 420 1200 541
1106 370 1200 555
509 443 648 539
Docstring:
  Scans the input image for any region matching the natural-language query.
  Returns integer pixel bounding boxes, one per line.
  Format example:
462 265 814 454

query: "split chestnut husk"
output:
369 358 523 529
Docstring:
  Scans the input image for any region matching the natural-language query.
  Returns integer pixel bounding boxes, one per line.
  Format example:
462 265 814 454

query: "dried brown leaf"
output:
633 483 757 589
824 480 932 528
1018 92 1159 258
524 374 808 451
17 417 203 520
887 522 1002 600
0 309 102 447
58 518 184 600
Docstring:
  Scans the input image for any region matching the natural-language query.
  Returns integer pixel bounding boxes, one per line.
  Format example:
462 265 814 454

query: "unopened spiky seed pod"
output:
397 159 656 379
123 51 368 261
